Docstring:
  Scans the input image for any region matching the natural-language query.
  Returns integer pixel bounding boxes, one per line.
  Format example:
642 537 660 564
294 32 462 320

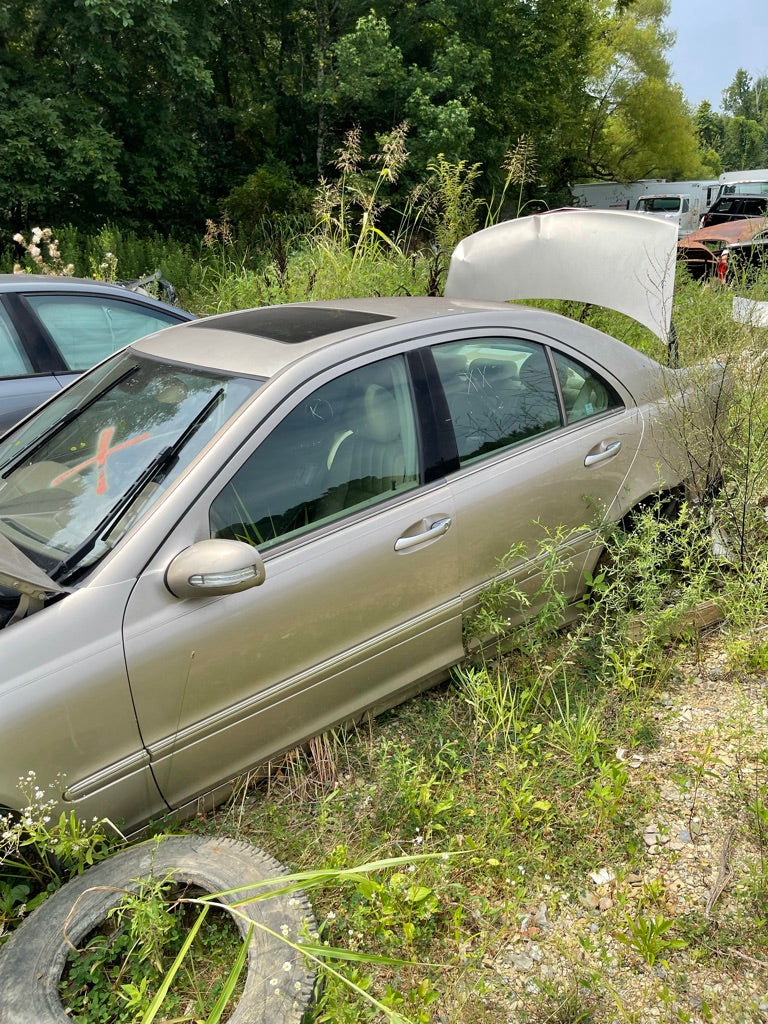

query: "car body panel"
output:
123 480 462 806
446 403 645 613
0 580 167 824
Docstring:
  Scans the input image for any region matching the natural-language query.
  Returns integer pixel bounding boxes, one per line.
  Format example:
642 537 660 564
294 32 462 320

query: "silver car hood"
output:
445 208 678 343
0 532 68 599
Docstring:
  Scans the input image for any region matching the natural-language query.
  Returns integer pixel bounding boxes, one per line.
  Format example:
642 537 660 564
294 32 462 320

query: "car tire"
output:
0 835 316 1024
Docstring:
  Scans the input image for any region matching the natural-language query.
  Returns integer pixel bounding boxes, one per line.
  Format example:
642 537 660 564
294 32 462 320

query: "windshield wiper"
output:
0 366 138 479
54 387 225 583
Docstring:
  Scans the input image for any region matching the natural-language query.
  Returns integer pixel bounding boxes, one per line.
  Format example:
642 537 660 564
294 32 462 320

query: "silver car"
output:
0 213 723 831
0 275 194 433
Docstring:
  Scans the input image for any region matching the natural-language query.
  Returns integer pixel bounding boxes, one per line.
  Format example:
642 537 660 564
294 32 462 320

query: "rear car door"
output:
122 352 463 809
429 335 645 621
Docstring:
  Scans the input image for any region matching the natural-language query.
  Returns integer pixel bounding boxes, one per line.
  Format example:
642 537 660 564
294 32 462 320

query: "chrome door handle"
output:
394 516 452 551
584 440 622 467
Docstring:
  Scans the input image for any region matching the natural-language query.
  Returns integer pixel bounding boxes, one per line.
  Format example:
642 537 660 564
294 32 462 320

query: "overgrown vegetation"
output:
3 156 768 1021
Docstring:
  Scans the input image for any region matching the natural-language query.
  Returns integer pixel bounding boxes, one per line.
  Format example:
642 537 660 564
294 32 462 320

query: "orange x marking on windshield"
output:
51 427 151 495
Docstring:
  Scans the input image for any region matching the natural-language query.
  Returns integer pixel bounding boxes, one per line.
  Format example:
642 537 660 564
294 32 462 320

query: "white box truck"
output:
716 168 768 199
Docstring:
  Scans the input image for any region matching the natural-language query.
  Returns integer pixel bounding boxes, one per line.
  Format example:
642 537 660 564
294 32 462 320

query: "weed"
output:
614 914 688 966
527 980 602 1023
59 880 246 1023
0 772 120 940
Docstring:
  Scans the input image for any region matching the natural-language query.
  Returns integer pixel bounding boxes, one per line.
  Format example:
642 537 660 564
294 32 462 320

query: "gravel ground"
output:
481 636 768 1023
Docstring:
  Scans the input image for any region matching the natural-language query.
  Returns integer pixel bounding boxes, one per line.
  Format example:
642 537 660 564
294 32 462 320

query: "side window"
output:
552 351 623 424
432 338 561 465
26 295 179 371
744 198 768 216
210 355 419 550
0 305 32 378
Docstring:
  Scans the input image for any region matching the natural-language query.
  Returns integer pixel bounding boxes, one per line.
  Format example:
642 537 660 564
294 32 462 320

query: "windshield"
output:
0 350 262 580
636 197 680 212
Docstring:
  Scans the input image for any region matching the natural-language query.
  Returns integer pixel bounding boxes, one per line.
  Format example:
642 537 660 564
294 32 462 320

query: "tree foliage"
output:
0 0 749 238
0 0 220 230
577 0 712 181
693 69 768 173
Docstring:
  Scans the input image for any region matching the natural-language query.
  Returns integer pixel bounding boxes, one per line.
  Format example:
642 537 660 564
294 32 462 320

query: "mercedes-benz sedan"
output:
0 213 724 831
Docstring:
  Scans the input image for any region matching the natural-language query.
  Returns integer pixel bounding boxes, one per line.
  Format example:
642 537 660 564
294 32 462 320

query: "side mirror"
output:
165 539 266 599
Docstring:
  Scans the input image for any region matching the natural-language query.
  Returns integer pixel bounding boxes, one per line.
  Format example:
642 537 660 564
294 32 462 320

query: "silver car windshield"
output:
0 351 262 579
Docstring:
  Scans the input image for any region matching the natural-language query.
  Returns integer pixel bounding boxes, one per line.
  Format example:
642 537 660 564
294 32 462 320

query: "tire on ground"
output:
0 835 316 1024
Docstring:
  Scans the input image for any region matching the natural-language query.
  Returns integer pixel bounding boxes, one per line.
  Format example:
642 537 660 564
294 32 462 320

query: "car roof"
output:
131 295 656 382
0 274 135 293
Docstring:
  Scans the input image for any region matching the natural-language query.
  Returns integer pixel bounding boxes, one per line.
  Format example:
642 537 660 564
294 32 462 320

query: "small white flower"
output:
282 961 292 971
269 977 278 987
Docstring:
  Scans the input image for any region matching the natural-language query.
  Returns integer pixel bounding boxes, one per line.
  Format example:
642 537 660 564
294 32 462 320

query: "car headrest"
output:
358 385 400 444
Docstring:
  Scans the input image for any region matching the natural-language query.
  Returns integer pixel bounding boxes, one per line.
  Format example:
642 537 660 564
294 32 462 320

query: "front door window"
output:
210 355 419 549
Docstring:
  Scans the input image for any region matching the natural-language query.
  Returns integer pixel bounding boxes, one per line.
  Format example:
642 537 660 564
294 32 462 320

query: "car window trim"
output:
406 348 459 482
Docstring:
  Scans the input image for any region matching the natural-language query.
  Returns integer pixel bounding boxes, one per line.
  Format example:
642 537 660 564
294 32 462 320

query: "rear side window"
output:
0 305 32 378
551 352 623 424
26 294 179 371
742 198 768 216
431 338 561 465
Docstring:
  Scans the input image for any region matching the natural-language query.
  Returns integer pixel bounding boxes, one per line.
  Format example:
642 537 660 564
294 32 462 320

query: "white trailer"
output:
570 180 666 210
571 178 718 212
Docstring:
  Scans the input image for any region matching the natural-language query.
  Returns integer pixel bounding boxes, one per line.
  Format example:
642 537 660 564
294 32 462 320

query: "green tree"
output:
714 69 768 170
722 68 758 121
0 0 220 232
719 116 766 171
577 0 712 181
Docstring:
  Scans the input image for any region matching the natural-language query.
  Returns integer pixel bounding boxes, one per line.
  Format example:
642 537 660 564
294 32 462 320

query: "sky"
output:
664 0 768 111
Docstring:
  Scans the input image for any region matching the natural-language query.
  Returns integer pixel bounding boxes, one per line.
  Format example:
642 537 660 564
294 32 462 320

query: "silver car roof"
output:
130 295 660 385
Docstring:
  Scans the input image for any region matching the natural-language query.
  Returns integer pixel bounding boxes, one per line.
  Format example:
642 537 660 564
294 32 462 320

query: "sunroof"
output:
190 306 393 343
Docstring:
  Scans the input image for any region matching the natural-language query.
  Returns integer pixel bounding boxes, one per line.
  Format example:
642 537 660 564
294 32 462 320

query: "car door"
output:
0 301 60 432
122 352 462 809
429 336 645 622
